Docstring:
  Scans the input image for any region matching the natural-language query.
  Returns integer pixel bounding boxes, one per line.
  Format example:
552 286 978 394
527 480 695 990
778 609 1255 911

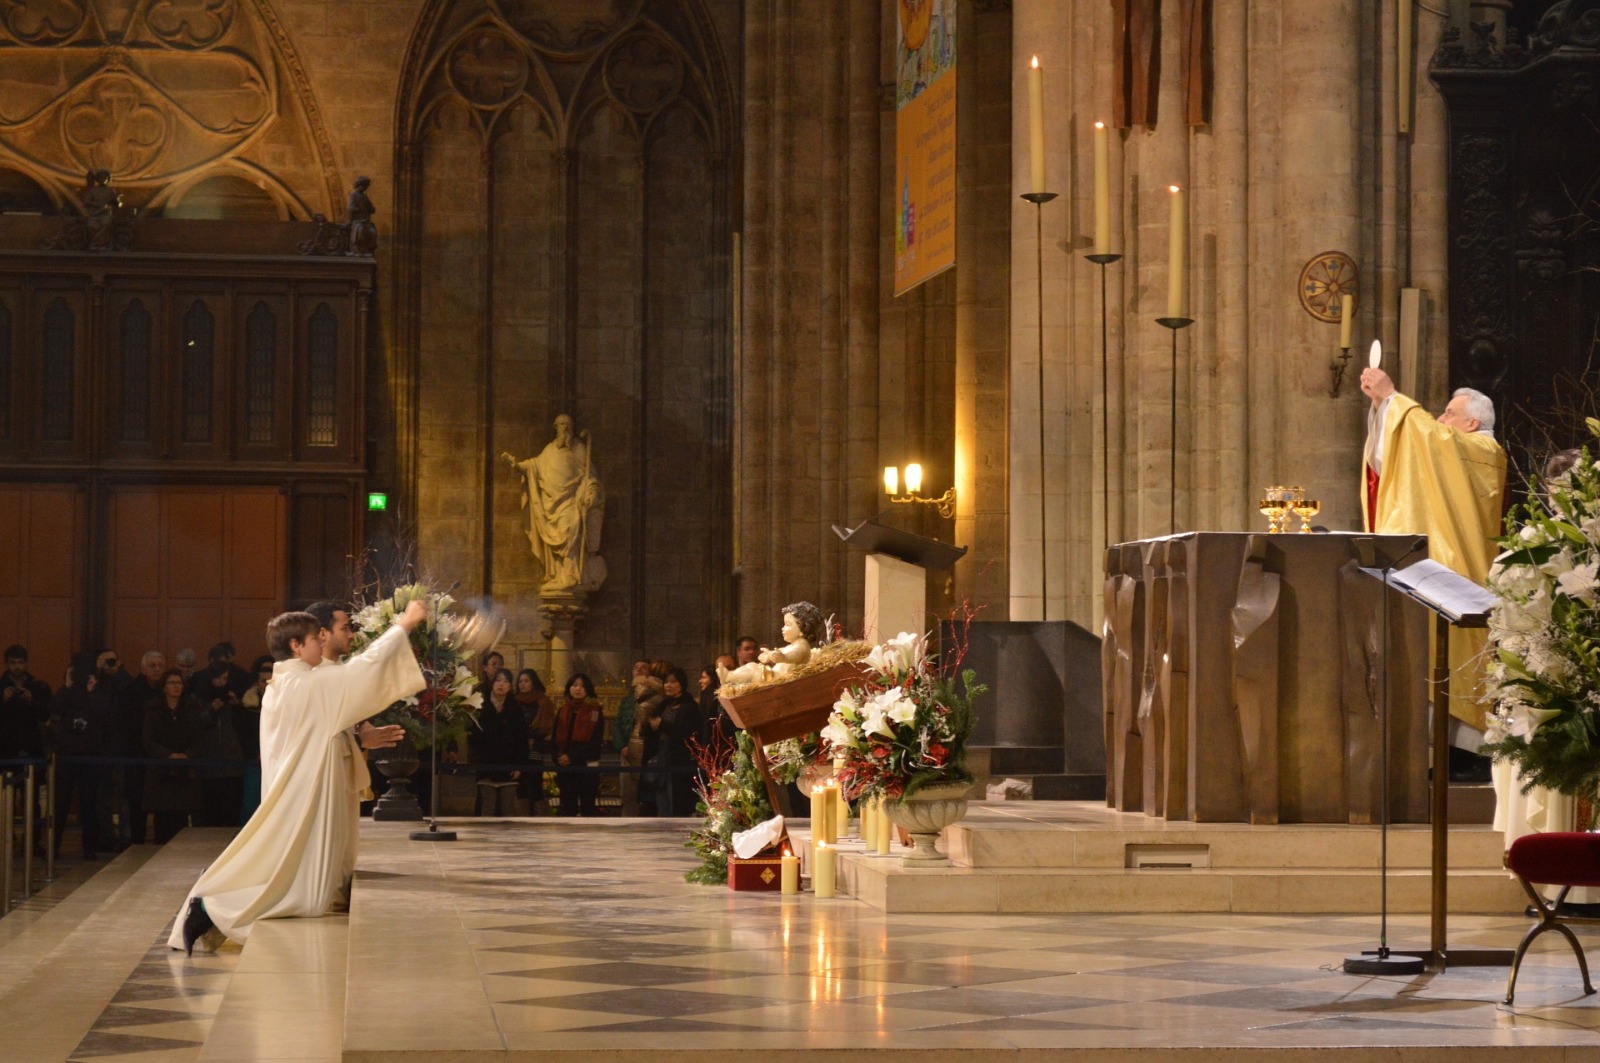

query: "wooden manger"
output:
718 662 864 827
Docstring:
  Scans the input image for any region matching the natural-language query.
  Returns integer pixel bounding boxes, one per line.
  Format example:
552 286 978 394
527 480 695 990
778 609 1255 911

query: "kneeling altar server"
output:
170 601 427 952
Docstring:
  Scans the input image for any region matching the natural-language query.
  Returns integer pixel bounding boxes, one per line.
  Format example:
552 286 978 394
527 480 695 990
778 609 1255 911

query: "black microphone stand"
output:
1344 535 1427 975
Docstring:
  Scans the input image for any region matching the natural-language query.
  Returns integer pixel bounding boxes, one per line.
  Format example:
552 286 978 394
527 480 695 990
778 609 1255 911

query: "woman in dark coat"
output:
470 669 529 815
143 669 207 843
551 673 604 817
649 666 704 816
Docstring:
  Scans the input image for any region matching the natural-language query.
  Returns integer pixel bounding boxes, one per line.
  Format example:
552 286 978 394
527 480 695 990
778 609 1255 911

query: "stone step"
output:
977 743 1065 775
941 819 1507 871
1026 772 1107 801
0 830 232 1061
836 853 1526 915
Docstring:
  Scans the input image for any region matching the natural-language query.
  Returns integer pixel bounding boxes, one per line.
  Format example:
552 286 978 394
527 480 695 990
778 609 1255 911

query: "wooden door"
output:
0 483 85 688
107 486 287 666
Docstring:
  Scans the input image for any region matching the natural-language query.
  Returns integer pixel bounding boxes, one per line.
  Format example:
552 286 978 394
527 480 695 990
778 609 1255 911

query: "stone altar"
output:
1103 532 1432 824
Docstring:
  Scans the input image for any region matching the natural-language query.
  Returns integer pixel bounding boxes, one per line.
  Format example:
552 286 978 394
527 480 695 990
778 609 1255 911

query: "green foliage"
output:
684 731 774 885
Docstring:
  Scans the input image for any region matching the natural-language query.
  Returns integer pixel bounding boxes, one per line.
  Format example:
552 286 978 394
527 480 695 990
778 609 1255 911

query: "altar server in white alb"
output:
169 601 427 953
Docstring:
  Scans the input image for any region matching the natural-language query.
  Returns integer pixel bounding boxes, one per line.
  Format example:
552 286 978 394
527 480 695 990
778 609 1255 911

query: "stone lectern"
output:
1103 532 1432 824
833 519 968 643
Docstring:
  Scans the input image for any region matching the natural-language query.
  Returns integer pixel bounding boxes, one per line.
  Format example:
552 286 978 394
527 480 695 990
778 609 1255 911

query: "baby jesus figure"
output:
718 601 827 687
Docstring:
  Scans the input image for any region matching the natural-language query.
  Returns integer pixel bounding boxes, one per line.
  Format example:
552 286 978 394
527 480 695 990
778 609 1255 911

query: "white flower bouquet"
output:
1481 442 1600 797
349 582 483 750
818 630 984 802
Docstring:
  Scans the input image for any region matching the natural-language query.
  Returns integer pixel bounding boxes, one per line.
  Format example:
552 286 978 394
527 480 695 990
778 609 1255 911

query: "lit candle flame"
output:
1031 55 1039 69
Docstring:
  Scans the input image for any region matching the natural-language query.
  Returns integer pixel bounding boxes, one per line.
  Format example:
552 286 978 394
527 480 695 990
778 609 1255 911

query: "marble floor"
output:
14 817 1600 1060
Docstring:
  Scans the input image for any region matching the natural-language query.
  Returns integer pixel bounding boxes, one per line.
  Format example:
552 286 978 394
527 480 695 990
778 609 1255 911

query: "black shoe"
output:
181 898 214 956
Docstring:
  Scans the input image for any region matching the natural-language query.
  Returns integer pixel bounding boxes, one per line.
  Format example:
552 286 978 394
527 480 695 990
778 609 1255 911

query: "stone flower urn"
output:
884 780 970 866
371 734 424 821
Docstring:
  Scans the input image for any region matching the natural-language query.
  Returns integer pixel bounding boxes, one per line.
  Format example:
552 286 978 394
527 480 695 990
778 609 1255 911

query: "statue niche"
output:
502 414 606 595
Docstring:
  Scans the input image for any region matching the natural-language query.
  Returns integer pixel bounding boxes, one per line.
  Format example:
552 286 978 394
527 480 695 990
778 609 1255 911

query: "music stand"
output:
1350 557 1511 971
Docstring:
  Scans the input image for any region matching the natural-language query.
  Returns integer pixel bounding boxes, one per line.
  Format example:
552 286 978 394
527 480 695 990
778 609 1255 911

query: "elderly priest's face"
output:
1437 395 1482 434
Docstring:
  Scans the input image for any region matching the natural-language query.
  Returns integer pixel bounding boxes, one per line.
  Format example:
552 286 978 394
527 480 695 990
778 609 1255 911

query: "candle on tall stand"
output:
1339 293 1354 350
1028 56 1045 194
1093 122 1111 256
1086 120 1123 558
1020 55 1057 621
1156 184 1194 537
1167 184 1187 319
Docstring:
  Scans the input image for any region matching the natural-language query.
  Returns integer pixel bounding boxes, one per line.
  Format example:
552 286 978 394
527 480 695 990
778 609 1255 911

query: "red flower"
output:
872 745 889 759
928 742 948 765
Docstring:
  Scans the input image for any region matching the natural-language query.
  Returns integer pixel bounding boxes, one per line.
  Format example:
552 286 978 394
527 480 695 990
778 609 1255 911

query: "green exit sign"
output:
367 492 388 512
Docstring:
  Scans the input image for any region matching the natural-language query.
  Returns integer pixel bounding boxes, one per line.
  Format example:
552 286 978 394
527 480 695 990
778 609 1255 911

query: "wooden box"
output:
727 854 785 891
718 663 862 743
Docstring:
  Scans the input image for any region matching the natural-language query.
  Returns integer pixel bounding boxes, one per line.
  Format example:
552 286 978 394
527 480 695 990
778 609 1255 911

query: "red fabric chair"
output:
1503 832 1600 1005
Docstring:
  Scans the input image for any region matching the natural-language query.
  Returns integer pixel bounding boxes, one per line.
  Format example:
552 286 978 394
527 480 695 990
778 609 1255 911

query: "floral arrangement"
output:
684 730 771 885
349 582 483 751
762 734 819 785
819 630 984 802
1481 441 1600 798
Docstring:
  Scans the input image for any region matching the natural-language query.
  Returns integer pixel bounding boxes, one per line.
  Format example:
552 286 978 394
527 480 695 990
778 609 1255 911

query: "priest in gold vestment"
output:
1359 367 1506 729
167 603 426 950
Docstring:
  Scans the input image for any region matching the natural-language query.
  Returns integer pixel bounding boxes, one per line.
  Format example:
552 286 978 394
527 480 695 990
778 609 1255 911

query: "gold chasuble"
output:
1362 393 1506 725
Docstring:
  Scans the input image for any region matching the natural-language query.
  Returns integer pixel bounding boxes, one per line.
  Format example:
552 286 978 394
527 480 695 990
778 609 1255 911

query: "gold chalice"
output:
1292 497 1321 533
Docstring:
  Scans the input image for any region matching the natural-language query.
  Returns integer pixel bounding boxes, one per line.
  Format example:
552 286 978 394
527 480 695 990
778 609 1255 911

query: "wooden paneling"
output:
0 244 372 660
289 486 356 605
0 484 84 688
107 486 287 665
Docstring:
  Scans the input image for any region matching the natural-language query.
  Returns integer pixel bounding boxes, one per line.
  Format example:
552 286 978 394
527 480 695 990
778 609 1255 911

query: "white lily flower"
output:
1508 704 1561 739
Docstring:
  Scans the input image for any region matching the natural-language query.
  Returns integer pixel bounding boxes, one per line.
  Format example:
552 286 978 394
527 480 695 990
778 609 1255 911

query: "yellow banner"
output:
894 0 956 296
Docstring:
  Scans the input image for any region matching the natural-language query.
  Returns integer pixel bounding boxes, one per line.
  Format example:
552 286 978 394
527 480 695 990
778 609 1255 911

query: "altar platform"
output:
9 814 1600 1060
828 799 1525 915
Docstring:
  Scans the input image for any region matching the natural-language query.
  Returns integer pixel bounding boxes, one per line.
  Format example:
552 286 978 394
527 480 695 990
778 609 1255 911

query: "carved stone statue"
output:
717 601 826 686
502 415 605 594
45 169 133 252
347 176 377 256
83 169 118 250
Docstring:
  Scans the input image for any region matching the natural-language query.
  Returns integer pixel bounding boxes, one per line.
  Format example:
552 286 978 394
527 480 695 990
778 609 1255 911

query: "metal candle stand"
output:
1154 316 1194 535
1086 252 1122 554
1021 190 1058 619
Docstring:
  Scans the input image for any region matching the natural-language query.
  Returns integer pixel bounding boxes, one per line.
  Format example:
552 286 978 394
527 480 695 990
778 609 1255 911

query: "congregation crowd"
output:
0 625 768 862
469 637 753 818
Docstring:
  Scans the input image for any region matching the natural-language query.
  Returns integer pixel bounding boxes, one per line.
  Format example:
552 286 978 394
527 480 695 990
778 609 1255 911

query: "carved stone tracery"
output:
0 0 340 218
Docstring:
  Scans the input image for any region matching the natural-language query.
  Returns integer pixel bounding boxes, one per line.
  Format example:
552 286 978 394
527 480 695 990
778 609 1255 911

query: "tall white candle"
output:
1028 56 1045 194
813 842 836 899
1339 293 1354 349
1093 122 1111 255
1167 185 1186 319
781 851 799 895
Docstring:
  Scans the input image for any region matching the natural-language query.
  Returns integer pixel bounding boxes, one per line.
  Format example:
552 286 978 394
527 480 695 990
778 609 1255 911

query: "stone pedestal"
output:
864 552 926 643
537 591 587 689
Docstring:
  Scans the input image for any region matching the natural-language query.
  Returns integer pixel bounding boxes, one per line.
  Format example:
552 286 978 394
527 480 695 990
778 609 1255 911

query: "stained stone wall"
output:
1009 0 1453 627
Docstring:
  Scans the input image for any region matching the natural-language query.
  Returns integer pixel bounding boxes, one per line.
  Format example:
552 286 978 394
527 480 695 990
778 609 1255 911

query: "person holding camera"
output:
49 655 113 860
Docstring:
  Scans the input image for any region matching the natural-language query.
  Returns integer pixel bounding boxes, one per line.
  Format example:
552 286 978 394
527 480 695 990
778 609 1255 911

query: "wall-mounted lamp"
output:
883 463 956 519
